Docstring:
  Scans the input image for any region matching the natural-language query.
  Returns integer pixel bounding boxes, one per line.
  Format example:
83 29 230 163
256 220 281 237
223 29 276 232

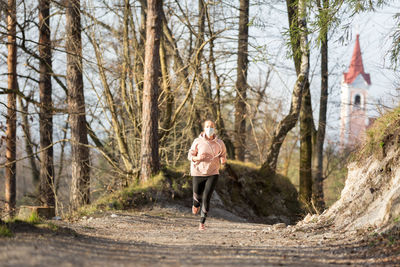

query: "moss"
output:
45 222 59 231
26 212 42 224
227 160 259 173
0 225 13 238
75 165 192 217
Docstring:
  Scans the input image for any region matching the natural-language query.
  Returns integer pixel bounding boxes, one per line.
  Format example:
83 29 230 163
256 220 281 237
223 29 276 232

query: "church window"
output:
354 94 361 107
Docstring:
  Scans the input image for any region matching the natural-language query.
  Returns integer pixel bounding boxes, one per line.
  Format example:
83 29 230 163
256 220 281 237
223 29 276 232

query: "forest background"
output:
0 0 399 217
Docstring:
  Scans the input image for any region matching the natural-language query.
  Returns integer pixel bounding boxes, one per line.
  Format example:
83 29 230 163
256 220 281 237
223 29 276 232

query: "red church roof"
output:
343 34 371 85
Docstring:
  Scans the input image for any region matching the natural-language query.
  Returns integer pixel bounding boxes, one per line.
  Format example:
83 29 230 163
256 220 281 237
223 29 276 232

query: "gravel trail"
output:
1 206 399 266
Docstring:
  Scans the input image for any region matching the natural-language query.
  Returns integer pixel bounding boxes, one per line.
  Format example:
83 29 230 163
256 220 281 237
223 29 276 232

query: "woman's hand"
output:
220 157 227 165
192 154 207 162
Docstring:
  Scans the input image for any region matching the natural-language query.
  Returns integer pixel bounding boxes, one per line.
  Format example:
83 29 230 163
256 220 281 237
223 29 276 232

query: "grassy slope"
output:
355 106 400 162
78 161 302 224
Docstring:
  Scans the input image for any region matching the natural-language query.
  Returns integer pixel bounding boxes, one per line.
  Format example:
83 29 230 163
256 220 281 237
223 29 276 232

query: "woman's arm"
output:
188 139 198 162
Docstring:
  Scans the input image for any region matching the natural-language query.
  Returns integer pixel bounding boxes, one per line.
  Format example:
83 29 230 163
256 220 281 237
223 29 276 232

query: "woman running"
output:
188 120 227 230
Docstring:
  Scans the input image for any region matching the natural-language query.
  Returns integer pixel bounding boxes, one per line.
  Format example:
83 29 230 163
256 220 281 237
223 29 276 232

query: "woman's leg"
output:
200 175 219 224
193 176 207 209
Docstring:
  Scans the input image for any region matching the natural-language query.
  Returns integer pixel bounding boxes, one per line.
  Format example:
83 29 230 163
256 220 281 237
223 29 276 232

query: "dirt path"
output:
1 205 399 266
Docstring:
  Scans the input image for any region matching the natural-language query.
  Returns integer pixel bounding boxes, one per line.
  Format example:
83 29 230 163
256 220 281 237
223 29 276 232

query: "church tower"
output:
340 34 371 147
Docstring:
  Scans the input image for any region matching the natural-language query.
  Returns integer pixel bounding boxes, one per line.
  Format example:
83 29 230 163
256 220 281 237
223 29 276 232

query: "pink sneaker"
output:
199 223 205 231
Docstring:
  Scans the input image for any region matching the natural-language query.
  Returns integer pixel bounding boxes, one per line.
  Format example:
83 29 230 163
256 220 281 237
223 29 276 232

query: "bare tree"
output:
281 0 313 206
234 0 249 161
159 38 173 135
5 0 17 217
299 80 313 205
260 0 310 176
205 4 235 158
38 0 55 206
312 0 330 211
66 0 90 209
140 0 163 182
18 95 39 189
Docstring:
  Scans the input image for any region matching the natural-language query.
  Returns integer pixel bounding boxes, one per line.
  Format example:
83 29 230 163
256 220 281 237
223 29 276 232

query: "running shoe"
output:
199 223 205 231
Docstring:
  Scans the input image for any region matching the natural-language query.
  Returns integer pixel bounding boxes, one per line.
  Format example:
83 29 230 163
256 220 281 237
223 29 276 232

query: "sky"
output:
0 0 399 148
247 1 400 144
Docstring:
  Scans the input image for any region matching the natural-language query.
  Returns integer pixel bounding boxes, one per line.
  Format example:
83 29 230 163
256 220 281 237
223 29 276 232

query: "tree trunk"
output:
160 38 173 134
140 0 162 182
285 0 314 206
5 0 17 217
129 0 146 123
312 0 329 212
286 0 300 74
66 0 90 210
205 7 235 158
18 96 40 190
234 0 249 161
56 120 69 193
260 0 309 176
194 0 210 118
120 0 136 128
299 80 313 205
39 0 55 206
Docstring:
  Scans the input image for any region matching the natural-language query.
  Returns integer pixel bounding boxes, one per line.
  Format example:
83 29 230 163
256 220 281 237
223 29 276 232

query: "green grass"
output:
26 212 42 224
45 222 59 231
0 213 71 238
357 106 400 160
76 165 192 218
0 225 13 237
227 159 259 170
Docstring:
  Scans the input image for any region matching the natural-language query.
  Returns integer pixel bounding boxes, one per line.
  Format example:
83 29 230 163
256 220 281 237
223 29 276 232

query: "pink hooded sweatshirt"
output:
188 133 227 176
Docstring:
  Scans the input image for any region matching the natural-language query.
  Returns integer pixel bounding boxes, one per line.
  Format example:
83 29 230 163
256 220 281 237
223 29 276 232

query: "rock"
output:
303 213 317 223
18 206 55 220
273 223 286 230
262 226 272 233
111 214 118 218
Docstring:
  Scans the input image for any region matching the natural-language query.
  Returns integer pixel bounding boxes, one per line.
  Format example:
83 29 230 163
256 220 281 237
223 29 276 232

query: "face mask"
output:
204 127 215 137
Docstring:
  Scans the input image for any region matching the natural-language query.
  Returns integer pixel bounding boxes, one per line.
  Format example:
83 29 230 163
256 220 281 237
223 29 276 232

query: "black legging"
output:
192 175 219 224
